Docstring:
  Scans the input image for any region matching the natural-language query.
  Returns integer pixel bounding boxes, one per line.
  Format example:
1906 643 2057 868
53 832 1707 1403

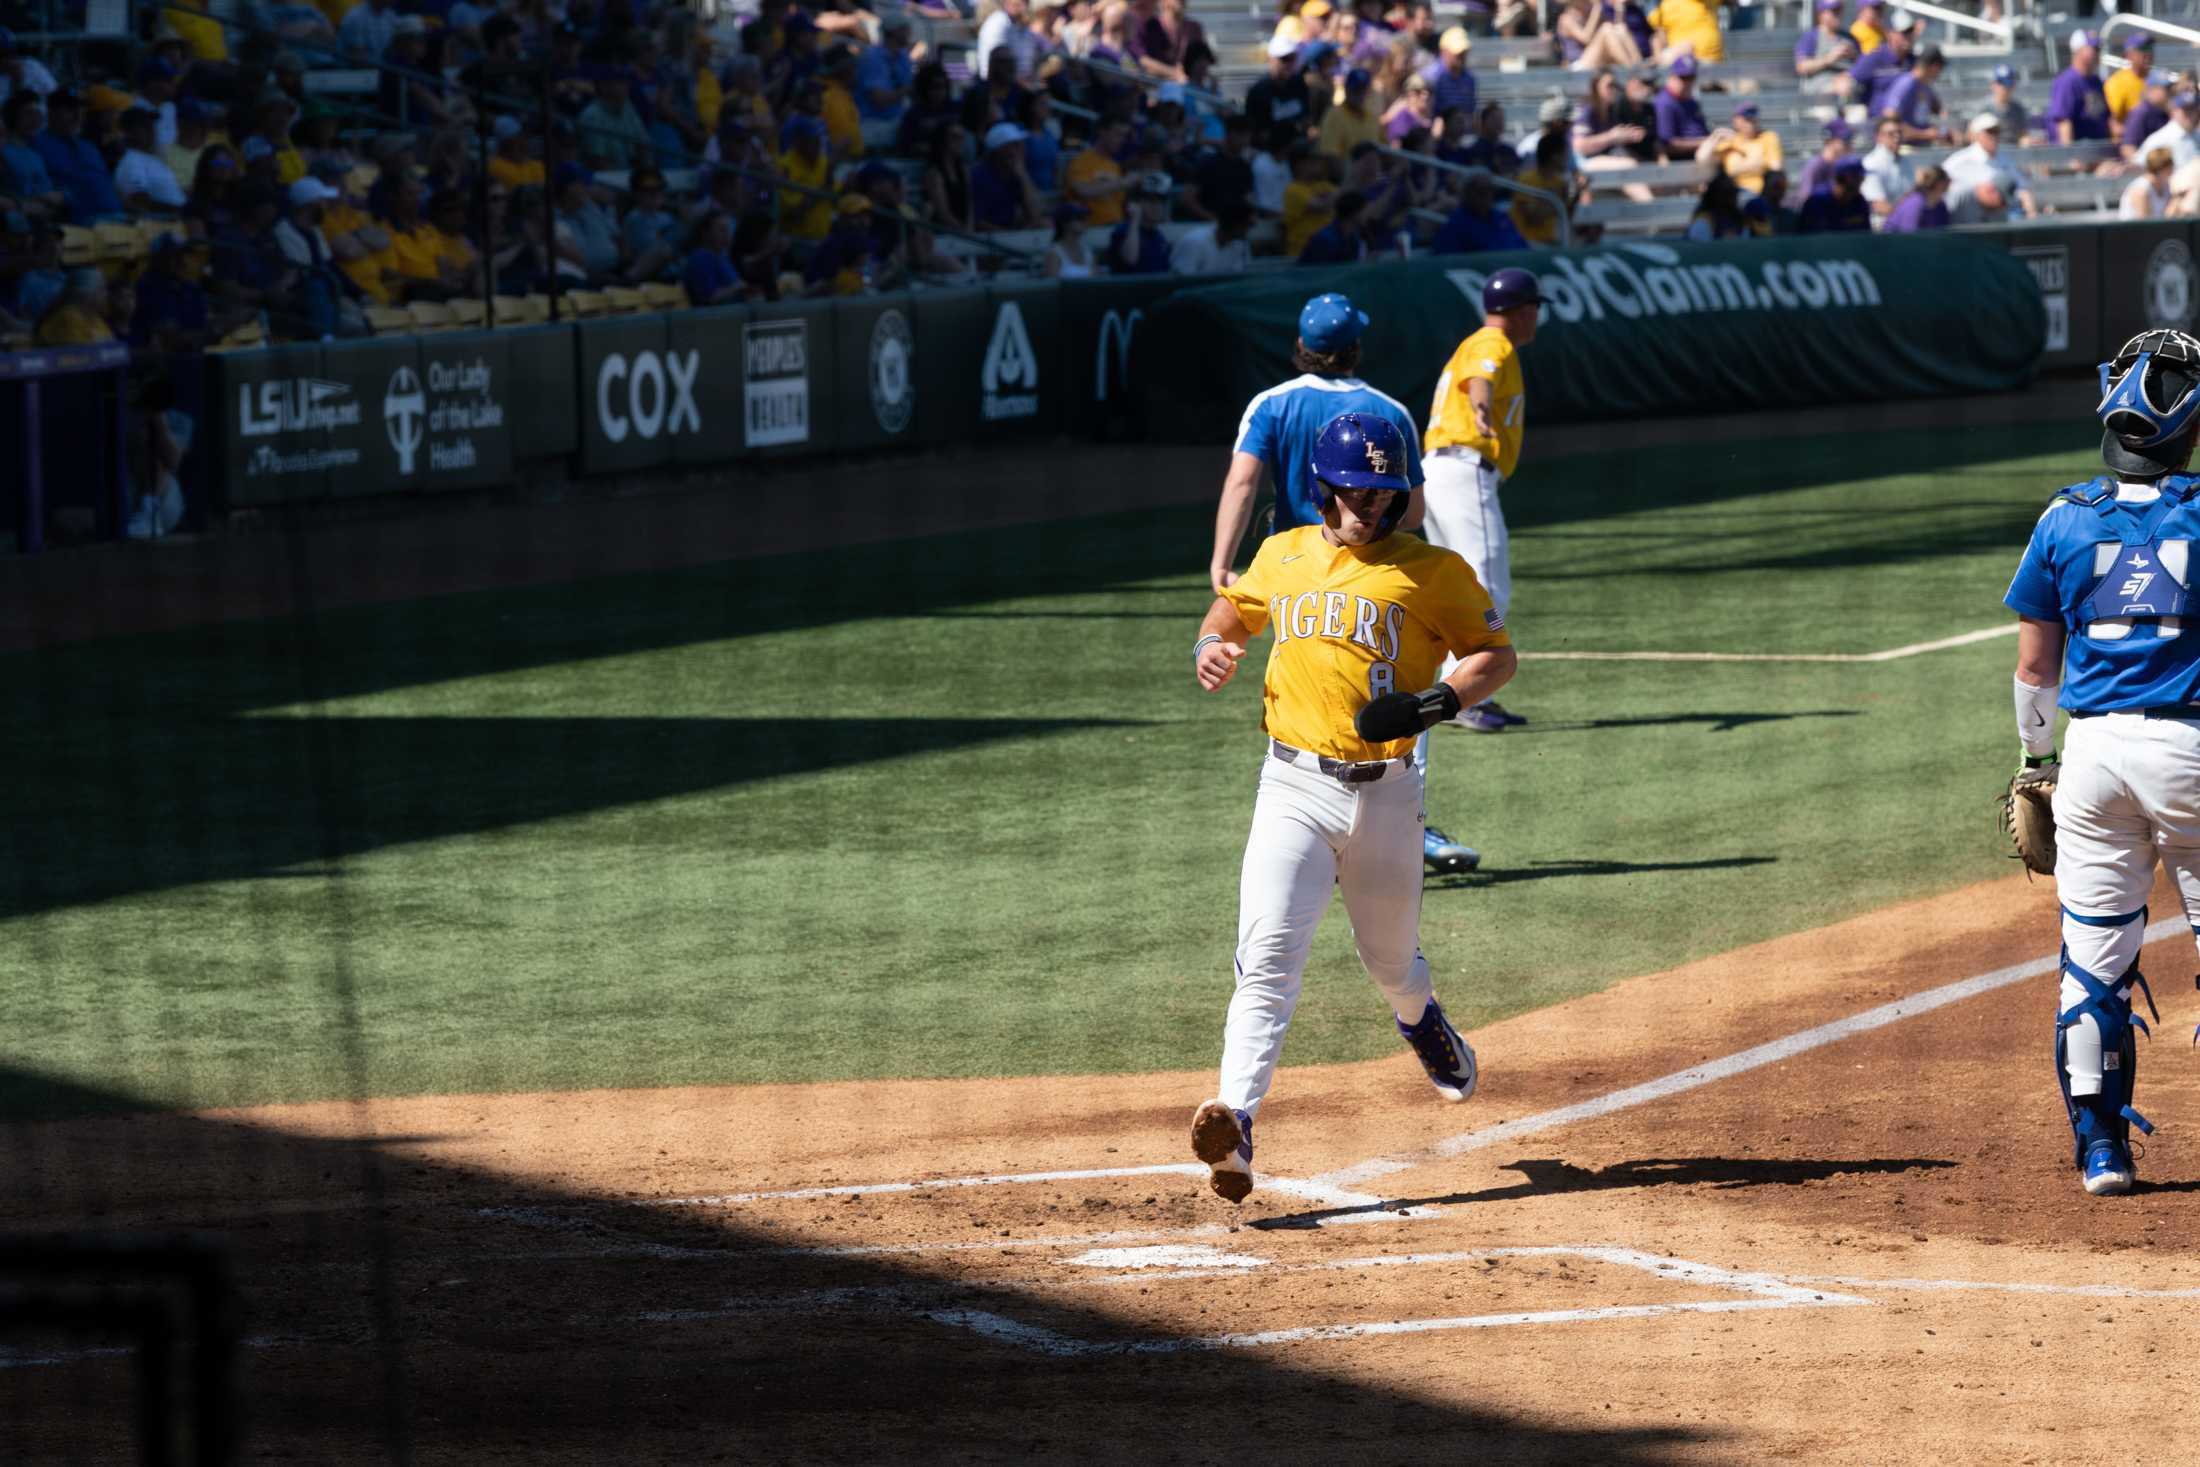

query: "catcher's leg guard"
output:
2054 944 2160 1169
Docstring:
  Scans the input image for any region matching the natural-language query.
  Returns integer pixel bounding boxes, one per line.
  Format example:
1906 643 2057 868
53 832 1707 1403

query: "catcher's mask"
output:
2098 328 2200 478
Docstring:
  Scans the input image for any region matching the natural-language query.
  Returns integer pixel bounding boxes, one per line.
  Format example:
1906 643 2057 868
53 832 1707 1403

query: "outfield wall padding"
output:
1135 234 2048 442
204 222 2200 515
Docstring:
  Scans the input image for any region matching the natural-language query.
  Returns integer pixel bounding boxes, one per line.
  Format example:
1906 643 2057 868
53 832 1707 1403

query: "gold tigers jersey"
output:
1425 324 1525 481
1223 525 1510 762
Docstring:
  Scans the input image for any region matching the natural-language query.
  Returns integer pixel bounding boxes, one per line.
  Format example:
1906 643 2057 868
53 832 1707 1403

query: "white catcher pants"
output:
2053 712 2200 1095
1218 747 1437 1117
1421 450 1510 623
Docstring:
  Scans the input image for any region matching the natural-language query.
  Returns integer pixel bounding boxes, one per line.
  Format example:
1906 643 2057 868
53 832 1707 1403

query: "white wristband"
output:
1194 634 1222 665
2015 676 2059 757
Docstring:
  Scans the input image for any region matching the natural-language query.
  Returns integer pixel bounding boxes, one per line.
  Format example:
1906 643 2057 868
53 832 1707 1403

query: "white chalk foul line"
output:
1309 917 2188 1195
647 1164 1408 1220
1522 623 2016 665
915 1247 1868 1356
1784 1275 2200 1301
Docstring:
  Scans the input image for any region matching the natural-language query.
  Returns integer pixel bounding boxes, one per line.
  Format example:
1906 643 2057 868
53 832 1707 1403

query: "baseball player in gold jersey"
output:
1186 412 1517 1203
1424 266 1541 732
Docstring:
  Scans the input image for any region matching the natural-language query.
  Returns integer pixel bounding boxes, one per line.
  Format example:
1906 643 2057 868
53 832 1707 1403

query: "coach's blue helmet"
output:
1310 412 1412 530
1483 267 1544 315
1298 292 1369 352
2099 328 2200 478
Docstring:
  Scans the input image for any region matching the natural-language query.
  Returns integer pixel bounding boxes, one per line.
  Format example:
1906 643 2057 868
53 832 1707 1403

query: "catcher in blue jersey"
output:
2003 327 2200 1196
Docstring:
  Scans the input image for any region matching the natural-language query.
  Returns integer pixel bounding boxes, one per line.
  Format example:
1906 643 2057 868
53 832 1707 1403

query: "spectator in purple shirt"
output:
1845 11 1916 117
1420 27 1478 120
1794 0 1857 98
1881 45 1949 145
2048 29 2111 143
1794 116 1852 198
1798 154 1871 231
1650 54 1708 158
2121 74 2172 162
1881 164 1949 231
971 122 1042 230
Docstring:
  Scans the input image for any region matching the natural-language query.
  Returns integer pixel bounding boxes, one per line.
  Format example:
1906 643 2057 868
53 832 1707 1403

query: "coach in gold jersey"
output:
1424 266 1540 732
1184 412 1516 1202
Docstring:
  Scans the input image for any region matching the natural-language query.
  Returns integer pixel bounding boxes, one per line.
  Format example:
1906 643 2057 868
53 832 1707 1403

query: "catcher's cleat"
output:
1397 998 1477 1102
1423 826 1480 874
1190 1100 1254 1203
2082 1138 2135 1196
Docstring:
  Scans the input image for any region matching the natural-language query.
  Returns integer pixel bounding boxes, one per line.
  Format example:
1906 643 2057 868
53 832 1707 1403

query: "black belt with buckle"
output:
2069 705 2200 720
1270 738 1391 783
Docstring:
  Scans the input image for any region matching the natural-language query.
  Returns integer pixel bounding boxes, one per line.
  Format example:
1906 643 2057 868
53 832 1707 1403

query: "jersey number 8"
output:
1368 660 1395 700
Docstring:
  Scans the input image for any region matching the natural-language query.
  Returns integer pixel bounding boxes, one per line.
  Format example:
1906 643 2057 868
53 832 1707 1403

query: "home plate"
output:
1061 1245 1268 1270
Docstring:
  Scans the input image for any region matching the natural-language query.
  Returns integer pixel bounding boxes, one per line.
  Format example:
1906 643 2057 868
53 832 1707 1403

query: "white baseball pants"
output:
2053 712 2200 1094
1420 450 1510 622
1218 748 1437 1117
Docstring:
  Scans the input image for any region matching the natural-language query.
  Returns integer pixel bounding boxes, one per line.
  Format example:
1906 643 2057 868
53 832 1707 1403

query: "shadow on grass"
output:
1428 856 1776 893
1478 711 1862 736
0 715 1150 921
0 1062 1722 1465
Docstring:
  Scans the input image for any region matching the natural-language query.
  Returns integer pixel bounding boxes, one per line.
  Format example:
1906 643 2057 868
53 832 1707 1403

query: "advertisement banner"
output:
409 332 514 490
1059 276 1180 440
320 339 417 498
832 294 919 454
911 287 986 446
742 301 837 456
975 283 1059 439
1135 235 2048 440
577 315 676 474
2096 220 2199 360
220 343 341 506
663 306 749 466
504 324 578 461
1992 224 2101 371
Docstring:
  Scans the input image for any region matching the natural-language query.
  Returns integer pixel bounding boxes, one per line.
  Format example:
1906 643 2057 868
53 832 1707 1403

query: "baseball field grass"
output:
0 417 2103 1117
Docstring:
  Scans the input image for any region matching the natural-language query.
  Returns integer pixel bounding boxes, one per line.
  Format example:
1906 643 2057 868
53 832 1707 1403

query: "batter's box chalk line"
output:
921 1246 1872 1357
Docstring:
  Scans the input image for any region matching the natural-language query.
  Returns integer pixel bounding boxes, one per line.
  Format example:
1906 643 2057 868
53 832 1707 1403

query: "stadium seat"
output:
564 290 612 318
59 227 98 266
209 318 267 352
448 299 487 329
365 304 415 335
604 286 650 315
407 302 458 333
640 282 691 311
491 294 545 327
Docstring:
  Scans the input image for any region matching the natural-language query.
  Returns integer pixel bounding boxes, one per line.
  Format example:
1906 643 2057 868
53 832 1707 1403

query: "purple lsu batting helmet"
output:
1483 267 1544 314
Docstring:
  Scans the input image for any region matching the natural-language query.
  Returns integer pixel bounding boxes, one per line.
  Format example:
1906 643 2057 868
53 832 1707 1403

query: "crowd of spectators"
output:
0 0 2168 352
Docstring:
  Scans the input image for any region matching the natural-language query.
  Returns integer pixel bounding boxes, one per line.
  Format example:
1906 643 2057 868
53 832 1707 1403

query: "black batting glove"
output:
1355 684 1463 741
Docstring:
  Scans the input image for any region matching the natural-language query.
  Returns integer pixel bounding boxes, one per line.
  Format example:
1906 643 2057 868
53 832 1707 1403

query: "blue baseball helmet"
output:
1310 412 1412 530
1483 267 1544 315
2099 328 2200 477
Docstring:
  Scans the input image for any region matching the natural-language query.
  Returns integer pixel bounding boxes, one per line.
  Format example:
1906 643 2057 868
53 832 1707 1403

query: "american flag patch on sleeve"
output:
1485 608 1505 632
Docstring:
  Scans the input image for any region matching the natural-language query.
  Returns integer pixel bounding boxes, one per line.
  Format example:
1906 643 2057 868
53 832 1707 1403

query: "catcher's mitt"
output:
2000 757 2059 877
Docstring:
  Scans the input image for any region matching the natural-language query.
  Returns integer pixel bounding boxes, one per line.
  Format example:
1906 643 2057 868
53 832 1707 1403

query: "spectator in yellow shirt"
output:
777 115 834 241
34 270 115 346
1849 0 1887 56
487 116 546 189
2105 34 2154 127
1648 0 1724 65
1705 100 1783 193
1064 116 1135 226
693 32 725 133
819 44 865 159
1317 68 1385 158
1509 133 1576 245
163 0 228 63
1280 144 1337 255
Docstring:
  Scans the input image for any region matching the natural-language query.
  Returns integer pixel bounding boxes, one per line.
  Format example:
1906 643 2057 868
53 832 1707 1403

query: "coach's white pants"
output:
1421 451 1510 621
2053 713 2200 1094
1218 750 1437 1117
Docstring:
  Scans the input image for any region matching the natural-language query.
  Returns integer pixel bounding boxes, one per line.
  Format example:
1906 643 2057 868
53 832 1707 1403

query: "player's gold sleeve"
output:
1430 552 1512 657
1222 538 1278 632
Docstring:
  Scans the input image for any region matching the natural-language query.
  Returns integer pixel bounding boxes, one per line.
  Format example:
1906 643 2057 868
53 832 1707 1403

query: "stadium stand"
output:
0 0 2171 347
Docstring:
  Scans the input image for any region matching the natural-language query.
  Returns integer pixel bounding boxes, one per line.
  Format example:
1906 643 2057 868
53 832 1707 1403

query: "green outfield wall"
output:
198 222 2200 513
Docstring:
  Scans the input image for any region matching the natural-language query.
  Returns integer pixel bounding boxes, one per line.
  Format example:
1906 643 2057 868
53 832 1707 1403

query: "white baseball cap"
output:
1889 8 1916 30
1266 32 1298 59
288 177 340 206
2070 27 2100 51
982 121 1027 151
1969 111 2001 132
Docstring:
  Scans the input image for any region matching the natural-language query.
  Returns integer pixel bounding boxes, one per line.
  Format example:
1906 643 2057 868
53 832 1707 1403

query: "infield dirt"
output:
8 866 2199 1464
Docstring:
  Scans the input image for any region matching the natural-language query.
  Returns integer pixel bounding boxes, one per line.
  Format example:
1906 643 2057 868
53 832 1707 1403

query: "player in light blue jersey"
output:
2003 327 2200 1197
1207 293 1475 877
